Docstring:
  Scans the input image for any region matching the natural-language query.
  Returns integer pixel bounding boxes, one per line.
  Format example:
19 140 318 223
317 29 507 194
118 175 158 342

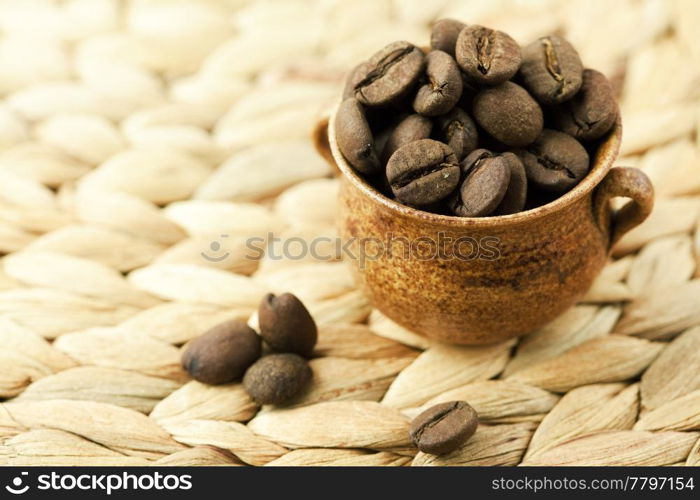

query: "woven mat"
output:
1 0 699 467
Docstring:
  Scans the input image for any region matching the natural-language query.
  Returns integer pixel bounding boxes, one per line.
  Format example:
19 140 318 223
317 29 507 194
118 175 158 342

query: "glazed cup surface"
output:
316 105 653 344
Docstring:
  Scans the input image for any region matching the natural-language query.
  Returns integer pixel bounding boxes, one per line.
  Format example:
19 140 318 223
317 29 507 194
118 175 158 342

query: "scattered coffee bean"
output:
517 129 590 193
243 353 312 405
413 50 463 116
336 98 380 175
182 320 261 385
448 150 511 217
387 139 460 206
381 114 433 163
435 107 478 160
352 41 425 107
552 68 617 141
409 401 479 455
493 152 528 215
258 292 317 357
519 35 583 105
455 25 521 85
473 81 543 147
430 18 466 56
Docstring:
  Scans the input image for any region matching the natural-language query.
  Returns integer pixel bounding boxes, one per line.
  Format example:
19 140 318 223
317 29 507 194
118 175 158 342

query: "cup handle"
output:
311 115 340 174
592 166 654 249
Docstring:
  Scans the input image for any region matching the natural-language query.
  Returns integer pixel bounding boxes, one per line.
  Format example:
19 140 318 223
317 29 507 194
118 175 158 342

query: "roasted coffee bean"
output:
493 152 527 215
460 148 493 174
517 129 590 193
435 107 478 160
473 82 543 147
552 69 617 141
182 320 262 385
243 353 312 405
258 292 317 357
351 41 425 107
430 18 466 56
387 139 461 206
519 35 583 105
342 62 370 100
381 114 433 163
448 151 511 217
413 50 463 116
409 401 478 455
455 25 521 85
336 98 380 175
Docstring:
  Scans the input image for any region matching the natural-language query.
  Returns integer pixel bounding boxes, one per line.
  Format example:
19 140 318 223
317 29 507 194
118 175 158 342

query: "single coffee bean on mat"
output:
493 152 528 215
551 68 617 141
336 98 380 175
182 320 262 385
258 292 317 357
430 18 466 56
381 113 433 163
455 25 521 85
351 41 425 107
448 151 511 217
413 50 463 116
434 107 478 160
517 128 590 193
519 35 583 105
243 353 312 405
472 81 543 147
387 139 461 206
410 401 479 455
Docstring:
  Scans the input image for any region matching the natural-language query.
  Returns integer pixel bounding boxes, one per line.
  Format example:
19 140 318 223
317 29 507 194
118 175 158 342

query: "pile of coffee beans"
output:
337 20 617 217
409 401 479 455
181 292 317 406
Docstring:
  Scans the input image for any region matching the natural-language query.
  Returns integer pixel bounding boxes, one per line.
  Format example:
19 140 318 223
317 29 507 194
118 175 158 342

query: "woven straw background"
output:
0 0 699 466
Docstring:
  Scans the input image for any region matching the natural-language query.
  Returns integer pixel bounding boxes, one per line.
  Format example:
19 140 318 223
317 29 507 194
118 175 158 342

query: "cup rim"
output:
329 102 622 227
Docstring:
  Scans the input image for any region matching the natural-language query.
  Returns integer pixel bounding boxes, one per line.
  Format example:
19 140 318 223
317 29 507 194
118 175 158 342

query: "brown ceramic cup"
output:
313 106 653 345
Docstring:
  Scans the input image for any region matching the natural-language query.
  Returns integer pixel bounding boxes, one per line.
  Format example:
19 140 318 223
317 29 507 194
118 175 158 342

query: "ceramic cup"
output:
313 106 653 344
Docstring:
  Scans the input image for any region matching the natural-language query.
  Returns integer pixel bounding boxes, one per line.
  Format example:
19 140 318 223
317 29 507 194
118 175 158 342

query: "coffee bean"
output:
182 320 261 385
520 35 583 105
336 98 380 175
409 401 478 455
473 82 543 147
387 139 460 206
493 152 527 215
430 18 466 56
448 150 511 217
435 107 478 160
517 129 590 193
413 50 463 116
552 69 617 141
351 41 425 107
381 114 433 164
460 148 493 175
342 62 370 100
258 292 317 357
243 353 312 405
455 25 521 85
